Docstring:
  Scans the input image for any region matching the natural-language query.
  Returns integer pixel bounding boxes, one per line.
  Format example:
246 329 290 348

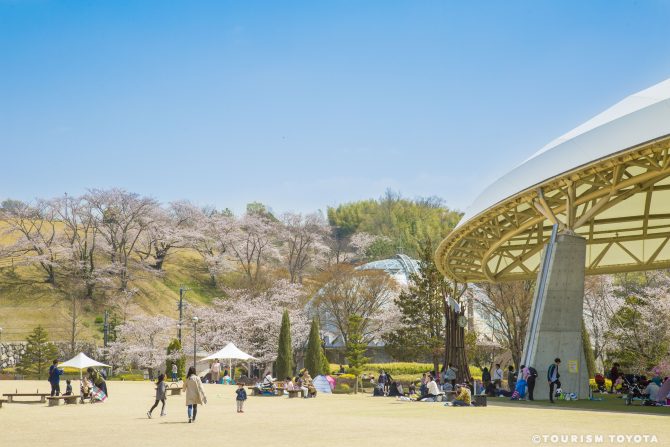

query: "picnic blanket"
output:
90 385 107 402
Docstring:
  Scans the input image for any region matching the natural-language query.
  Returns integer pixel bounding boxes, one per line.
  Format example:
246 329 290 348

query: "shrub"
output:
333 383 351 394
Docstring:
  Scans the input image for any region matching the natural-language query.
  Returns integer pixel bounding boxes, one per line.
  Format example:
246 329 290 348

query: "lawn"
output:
1 380 667 447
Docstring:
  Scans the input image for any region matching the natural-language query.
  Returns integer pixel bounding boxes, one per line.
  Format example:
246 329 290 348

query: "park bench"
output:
47 395 80 406
3 392 50 403
287 389 304 399
0 399 6 408
248 386 279 396
168 383 182 396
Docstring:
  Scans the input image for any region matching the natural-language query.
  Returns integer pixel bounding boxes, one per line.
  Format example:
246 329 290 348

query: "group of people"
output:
147 365 248 422
482 361 542 401
261 368 317 398
206 359 231 384
47 358 108 403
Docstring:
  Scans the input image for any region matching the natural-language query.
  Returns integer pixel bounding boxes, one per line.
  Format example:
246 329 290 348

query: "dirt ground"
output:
1 381 668 447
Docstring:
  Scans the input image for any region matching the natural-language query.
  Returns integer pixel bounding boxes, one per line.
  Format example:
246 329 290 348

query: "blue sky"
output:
2 0 670 215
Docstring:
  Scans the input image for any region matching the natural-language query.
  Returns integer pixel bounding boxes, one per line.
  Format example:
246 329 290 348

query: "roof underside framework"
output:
436 79 670 283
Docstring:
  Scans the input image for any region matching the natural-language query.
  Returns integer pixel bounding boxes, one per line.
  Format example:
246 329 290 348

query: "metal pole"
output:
178 287 184 344
103 310 109 348
192 317 198 369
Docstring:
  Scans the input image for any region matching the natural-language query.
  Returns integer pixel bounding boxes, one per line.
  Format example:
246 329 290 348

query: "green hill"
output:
0 248 218 342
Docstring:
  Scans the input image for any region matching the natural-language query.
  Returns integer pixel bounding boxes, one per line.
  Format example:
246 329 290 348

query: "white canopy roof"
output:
459 78 670 227
201 342 256 362
59 352 110 370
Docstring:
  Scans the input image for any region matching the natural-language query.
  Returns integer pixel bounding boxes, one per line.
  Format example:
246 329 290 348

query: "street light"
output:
192 317 199 369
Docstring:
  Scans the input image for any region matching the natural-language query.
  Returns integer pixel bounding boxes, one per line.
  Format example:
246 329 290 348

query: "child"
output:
236 382 247 413
64 379 73 396
147 374 167 418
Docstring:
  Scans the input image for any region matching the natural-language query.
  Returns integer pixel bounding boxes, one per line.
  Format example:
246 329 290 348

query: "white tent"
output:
312 375 332 394
200 343 256 382
59 352 110 380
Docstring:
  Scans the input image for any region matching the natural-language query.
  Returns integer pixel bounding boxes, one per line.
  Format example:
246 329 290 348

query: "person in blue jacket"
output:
48 359 64 397
235 382 247 413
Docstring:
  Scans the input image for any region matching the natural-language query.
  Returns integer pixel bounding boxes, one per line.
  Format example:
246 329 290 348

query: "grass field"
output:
1 380 668 447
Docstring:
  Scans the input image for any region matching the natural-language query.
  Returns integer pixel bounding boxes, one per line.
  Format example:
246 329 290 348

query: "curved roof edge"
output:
457 78 670 229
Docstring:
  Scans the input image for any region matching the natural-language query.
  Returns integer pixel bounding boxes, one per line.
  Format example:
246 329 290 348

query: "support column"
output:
521 232 590 400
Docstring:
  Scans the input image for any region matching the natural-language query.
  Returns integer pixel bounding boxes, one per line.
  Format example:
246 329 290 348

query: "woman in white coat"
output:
183 366 207 423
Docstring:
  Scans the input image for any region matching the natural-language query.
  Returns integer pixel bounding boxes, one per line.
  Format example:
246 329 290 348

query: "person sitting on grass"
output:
408 382 417 396
449 383 471 407
421 374 443 401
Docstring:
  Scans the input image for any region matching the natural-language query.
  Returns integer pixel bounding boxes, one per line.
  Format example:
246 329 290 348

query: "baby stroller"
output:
622 374 647 405
594 373 606 393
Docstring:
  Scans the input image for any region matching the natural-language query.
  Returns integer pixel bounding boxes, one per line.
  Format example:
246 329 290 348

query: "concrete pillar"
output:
521 232 590 400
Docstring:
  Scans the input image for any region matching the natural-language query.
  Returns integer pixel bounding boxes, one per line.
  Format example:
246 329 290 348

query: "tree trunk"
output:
443 308 471 383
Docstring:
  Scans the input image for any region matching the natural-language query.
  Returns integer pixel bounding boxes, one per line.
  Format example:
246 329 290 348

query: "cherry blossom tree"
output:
312 264 399 344
279 212 330 283
86 189 158 289
190 279 310 364
0 199 64 284
108 314 176 378
224 213 280 285
135 201 199 271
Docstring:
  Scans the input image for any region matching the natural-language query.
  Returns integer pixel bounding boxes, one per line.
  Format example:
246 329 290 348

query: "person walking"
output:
183 366 207 423
48 359 63 397
147 373 167 418
492 364 503 389
211 359 221 384
547 358 561 403
235 382 247 413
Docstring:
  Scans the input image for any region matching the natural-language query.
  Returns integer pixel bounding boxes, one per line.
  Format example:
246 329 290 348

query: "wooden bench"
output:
168 383 182 396
248 386 278 396
287 389 304 399
0 399 6 408
472 395 487 407
3 393 50 403
47 395 80 406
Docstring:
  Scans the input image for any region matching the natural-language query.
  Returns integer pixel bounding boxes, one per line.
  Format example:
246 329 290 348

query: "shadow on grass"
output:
487 395 669 415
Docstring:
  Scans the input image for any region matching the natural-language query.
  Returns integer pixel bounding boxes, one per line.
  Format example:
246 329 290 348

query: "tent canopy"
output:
200 342 256 362
59 352 109 369
312 375 332 393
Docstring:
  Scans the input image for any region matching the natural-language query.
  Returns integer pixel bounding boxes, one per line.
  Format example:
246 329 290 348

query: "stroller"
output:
622 374 649 405
594 373 606 393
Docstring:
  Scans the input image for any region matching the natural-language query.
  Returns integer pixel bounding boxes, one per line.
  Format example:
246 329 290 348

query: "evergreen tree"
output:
383 239 446 373
18 325 59 379
345 314 369 394
275 309 294 378
166 338 186 379
304 318 331 376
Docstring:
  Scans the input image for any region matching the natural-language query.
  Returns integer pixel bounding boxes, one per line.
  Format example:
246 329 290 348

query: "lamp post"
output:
192 316 199 369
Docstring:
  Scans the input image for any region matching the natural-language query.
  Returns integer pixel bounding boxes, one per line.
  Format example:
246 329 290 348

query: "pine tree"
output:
305 318 325 376
383 238 446 374
345 314 369 394
18 326 59 380
166 338 186 379
275 309 294 379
